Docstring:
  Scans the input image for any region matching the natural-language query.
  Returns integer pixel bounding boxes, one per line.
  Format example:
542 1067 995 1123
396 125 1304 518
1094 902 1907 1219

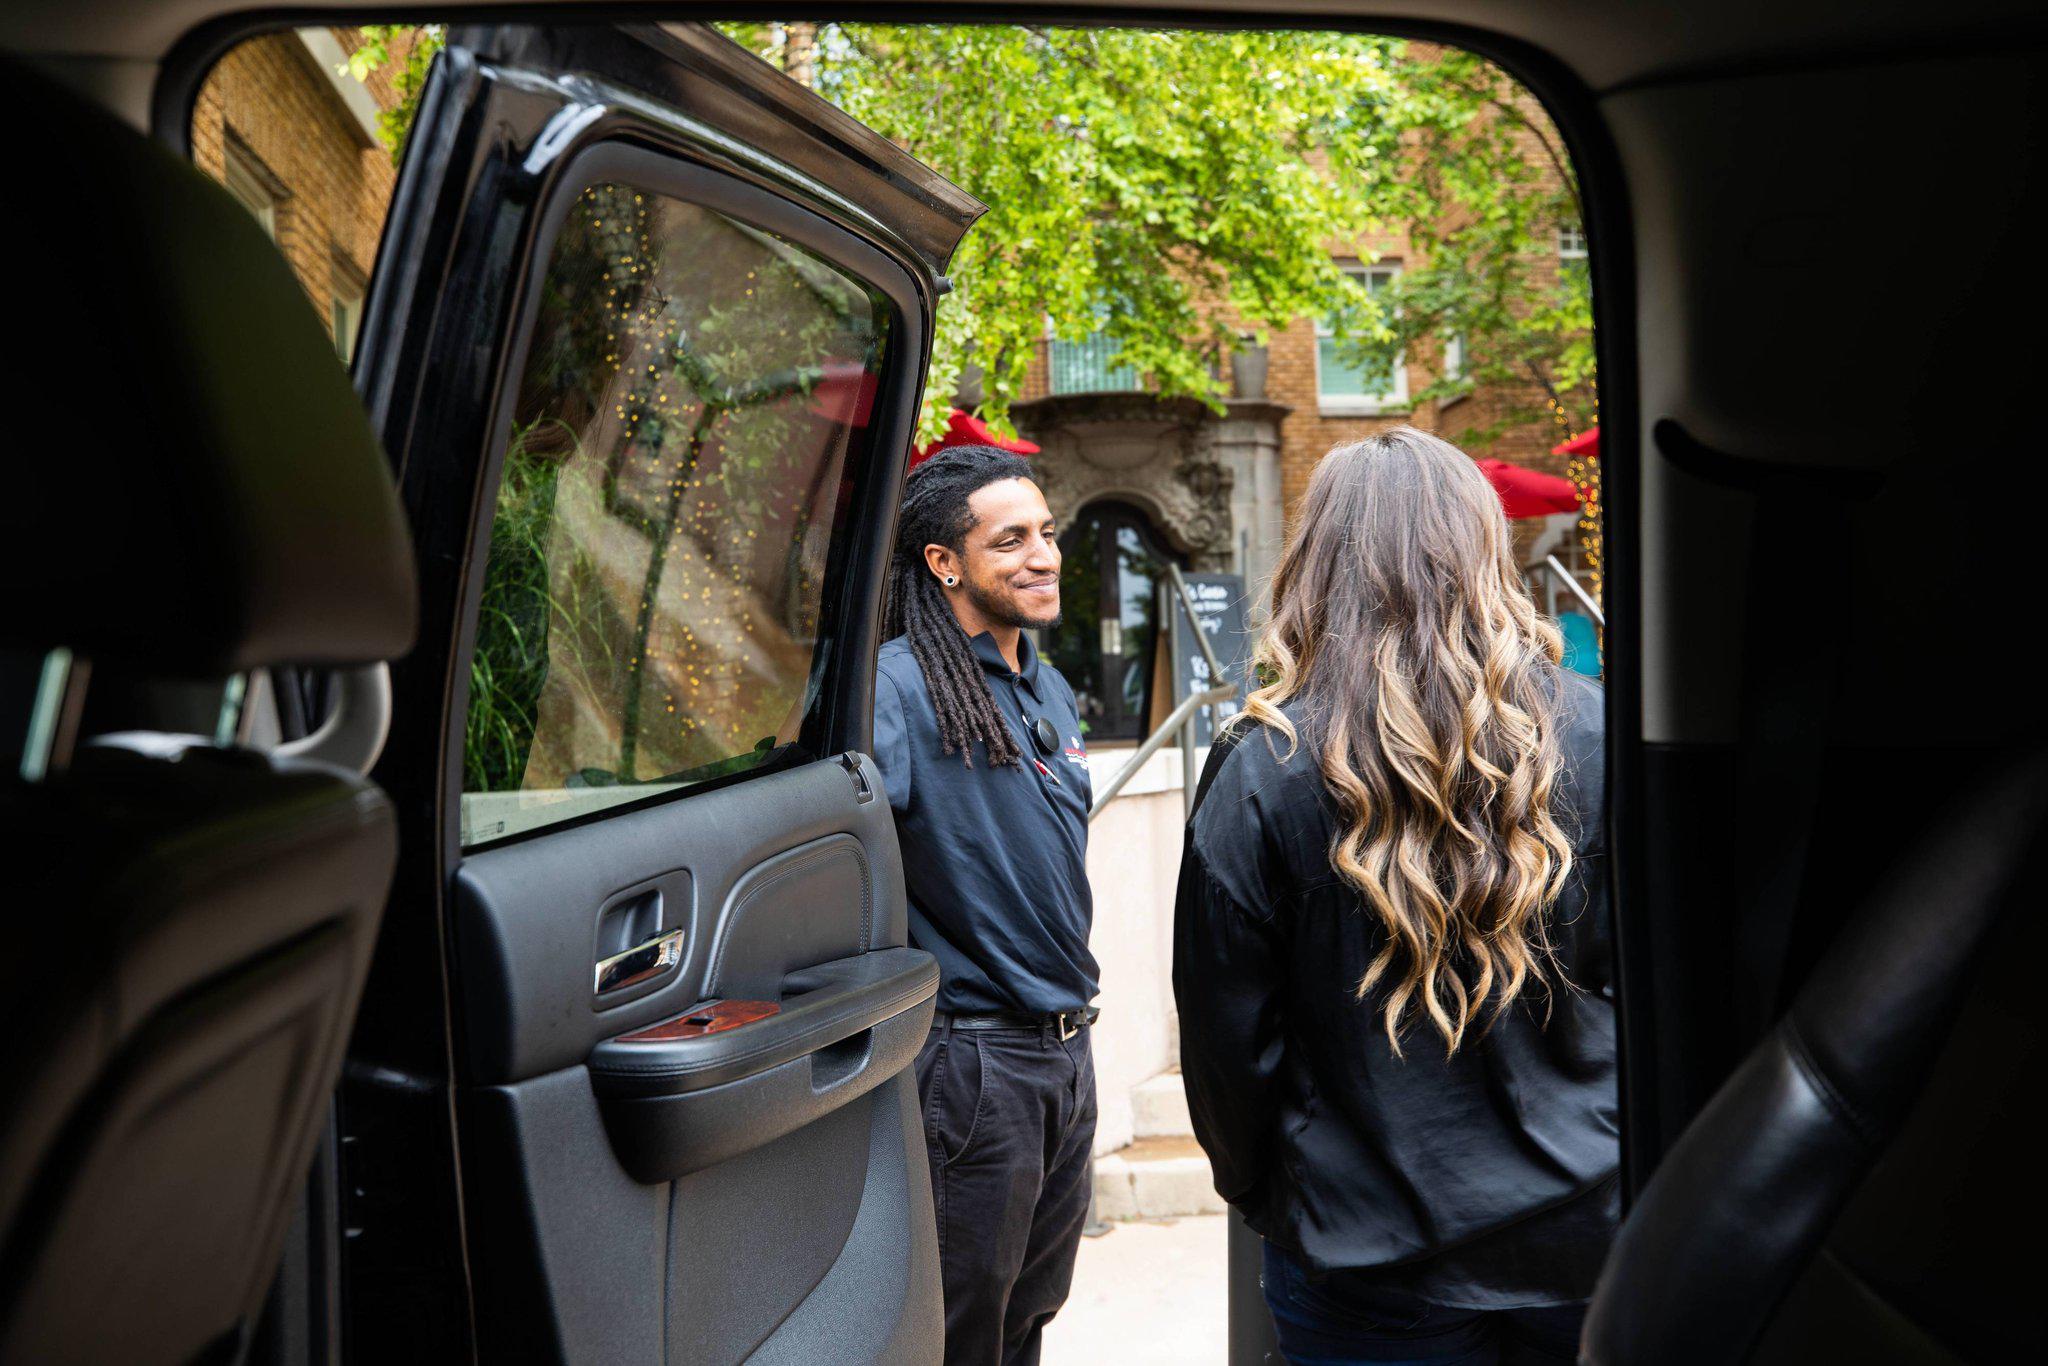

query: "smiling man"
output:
873 444 1097 1366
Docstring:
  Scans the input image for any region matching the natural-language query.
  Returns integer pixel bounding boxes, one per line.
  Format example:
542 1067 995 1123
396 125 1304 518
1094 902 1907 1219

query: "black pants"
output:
1261 1241 1586 1364
915 1020 1098 1366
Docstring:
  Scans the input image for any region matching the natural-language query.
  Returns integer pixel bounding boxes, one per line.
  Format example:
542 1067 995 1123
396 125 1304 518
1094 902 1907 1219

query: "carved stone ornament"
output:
1013 393 1238 570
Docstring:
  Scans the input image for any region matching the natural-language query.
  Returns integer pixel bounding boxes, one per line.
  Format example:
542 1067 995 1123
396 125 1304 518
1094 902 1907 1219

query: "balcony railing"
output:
1049 332 1141 395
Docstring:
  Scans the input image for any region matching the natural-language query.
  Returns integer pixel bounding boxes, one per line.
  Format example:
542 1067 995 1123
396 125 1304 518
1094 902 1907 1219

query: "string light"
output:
505 183 878 774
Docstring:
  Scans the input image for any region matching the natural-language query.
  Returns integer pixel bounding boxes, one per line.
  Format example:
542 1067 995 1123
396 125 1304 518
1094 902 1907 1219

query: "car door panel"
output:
452 757 908 1084
454 751 934 1169
462 1073 936 1364
338 21 980 1363
591 949 936 1180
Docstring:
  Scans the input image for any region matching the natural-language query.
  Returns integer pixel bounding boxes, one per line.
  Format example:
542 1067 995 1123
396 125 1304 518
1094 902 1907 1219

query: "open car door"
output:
339 24 981 1363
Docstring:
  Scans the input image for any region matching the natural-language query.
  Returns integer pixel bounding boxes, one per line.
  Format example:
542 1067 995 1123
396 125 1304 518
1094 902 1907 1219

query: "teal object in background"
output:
1558 611 1601 676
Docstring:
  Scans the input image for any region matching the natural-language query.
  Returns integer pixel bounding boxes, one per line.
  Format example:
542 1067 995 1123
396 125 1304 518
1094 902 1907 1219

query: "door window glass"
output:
460 181 890 845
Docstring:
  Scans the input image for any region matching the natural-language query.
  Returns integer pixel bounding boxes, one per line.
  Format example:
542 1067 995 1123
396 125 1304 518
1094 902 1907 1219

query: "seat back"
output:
1582 757 2047 1364
0 57 415 1366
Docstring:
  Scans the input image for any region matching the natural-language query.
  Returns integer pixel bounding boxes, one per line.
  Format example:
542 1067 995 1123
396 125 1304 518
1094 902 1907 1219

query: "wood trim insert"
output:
616 999 781 1042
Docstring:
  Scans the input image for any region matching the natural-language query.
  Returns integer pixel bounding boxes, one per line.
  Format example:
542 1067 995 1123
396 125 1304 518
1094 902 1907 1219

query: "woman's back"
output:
1178 668 1614 1300
1172 426 1618 1339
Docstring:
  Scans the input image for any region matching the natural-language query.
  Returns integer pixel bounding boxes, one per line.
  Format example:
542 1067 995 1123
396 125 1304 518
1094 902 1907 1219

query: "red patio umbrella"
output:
913 407 1041 467
1476 458 1581 519
804 363 878 426
1551 426 1600 460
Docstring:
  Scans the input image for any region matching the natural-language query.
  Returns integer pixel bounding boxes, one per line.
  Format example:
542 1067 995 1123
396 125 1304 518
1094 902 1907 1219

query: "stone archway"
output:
1012 392 1289 594
1013 394 1235 571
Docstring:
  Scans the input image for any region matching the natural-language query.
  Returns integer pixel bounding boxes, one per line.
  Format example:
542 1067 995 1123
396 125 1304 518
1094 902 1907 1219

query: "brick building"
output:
1000 98 1596 736
190 28 408 360
1009 206 1586 528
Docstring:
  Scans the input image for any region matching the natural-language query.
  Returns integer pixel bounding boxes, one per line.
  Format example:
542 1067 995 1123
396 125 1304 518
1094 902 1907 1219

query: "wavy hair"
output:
1239 427 1573 1055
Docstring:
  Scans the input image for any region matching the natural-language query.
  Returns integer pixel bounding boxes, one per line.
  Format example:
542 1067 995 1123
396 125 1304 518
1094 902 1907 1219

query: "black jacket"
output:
1173 670 1616 1307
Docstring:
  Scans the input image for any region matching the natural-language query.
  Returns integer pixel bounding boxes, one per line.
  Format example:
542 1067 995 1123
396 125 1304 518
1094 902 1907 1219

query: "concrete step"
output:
1092 1136 1225 1221
1132 1069 1193 1139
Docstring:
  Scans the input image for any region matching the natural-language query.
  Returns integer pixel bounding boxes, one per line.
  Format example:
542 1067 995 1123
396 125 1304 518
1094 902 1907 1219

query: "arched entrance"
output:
1012 391 1290 622
1043 501 1183 743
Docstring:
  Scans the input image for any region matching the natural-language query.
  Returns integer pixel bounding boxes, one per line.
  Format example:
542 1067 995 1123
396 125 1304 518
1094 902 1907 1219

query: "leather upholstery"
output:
0 738 397 1365
1583 757 2047 1364
0 61 411 1366
0 56 415 675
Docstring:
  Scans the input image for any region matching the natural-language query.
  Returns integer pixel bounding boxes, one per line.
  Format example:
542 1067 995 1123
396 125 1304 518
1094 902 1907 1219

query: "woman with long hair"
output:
1174 427 1615 1364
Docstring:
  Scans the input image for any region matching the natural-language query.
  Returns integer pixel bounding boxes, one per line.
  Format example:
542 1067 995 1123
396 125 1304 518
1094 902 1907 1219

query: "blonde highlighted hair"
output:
1239 427 1573 1055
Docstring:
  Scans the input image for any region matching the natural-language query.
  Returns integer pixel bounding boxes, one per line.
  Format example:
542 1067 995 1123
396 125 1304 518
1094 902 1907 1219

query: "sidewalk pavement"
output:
1043 1214 1228 1363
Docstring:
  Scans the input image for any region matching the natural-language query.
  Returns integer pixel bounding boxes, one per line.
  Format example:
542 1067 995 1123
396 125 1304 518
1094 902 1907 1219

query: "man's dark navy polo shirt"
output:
872 629 1097 1014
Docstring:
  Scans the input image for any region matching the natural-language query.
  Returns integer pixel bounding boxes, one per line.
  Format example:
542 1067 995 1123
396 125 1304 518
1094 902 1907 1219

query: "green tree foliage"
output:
348 24 1591 449
1381 47 1594 441
732 25 1591 445
343 25 441 161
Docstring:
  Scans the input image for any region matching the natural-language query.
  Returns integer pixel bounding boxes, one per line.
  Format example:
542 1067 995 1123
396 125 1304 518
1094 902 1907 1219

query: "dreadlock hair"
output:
884 444 1037 768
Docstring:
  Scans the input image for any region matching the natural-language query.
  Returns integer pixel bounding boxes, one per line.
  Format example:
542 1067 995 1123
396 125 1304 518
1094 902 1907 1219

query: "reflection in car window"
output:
461 182 888 845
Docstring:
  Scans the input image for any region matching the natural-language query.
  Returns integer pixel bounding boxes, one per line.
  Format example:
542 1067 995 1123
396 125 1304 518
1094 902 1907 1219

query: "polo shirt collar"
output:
969 628 1044 700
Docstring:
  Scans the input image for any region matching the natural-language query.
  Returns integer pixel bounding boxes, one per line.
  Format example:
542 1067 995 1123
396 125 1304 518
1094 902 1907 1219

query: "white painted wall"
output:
1083 744 1201 1155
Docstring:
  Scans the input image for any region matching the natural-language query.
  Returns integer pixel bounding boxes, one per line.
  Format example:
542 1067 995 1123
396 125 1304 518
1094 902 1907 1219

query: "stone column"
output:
1198 400 1290 617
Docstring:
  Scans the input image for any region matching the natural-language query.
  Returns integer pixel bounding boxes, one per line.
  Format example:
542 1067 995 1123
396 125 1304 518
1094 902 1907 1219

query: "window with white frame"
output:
1047 306 1141 395
331 261 366 361
222 138 280 240
1316 263 1406 413
1557 223 1590 297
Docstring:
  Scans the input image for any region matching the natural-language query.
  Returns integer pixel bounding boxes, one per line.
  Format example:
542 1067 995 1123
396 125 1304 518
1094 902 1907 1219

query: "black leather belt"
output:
934 1007 1099 1041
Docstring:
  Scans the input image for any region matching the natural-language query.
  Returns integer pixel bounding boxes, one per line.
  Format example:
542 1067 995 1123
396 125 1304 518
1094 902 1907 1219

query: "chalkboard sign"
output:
1173 573 1254 746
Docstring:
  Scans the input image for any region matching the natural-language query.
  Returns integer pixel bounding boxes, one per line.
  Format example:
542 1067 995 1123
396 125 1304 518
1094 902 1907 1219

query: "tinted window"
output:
461 181 888 845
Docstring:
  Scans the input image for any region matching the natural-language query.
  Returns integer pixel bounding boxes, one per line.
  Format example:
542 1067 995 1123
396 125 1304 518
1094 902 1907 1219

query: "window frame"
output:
1315 261 1409 415
451 138 925 852
221 134 281 239
1440 330 1469 406
330 258 366 361
1045 307 1142 395
1043 500 1182 744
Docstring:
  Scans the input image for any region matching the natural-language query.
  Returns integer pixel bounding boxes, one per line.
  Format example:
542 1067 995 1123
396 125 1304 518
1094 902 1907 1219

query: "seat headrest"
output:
0 57 416 675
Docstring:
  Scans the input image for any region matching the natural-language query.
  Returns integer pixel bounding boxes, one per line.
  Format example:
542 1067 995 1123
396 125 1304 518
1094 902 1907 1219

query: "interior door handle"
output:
595 929 684 995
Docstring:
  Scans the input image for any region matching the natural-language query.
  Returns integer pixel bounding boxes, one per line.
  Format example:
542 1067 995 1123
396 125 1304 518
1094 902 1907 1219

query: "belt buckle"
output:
1057 1011 1079 1042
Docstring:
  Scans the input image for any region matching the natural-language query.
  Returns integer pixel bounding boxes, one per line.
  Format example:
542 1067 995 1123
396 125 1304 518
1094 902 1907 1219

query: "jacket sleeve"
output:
1173 832 1287 1208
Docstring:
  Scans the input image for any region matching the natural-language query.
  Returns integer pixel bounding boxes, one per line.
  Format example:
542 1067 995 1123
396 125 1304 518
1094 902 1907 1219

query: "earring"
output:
943 575 959 587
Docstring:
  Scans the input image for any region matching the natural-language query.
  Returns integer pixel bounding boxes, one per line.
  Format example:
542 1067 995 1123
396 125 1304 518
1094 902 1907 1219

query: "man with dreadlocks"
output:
873 443 1098 1365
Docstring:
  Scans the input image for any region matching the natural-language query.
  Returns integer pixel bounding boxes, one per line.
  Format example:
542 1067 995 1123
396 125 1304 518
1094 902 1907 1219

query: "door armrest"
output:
585 947 938 1181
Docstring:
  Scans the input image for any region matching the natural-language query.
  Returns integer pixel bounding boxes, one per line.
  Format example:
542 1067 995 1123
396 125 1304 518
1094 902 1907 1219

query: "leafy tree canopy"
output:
349 23 1593 447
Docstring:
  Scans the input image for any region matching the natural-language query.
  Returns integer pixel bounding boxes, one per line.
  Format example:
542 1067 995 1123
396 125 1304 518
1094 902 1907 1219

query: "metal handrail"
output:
1532 553 1605 626
1088 563 1239 821
1086 682 1238 819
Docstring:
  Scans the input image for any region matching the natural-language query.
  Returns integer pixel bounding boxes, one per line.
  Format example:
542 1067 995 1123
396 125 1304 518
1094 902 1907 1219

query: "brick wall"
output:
190 29 407 343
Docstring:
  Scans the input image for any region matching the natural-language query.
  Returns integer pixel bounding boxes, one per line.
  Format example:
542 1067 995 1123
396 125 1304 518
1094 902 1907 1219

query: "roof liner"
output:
6 1 2047 101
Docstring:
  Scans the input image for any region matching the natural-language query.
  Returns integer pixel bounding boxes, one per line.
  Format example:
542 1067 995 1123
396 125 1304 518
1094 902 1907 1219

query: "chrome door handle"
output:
595 929 684 995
